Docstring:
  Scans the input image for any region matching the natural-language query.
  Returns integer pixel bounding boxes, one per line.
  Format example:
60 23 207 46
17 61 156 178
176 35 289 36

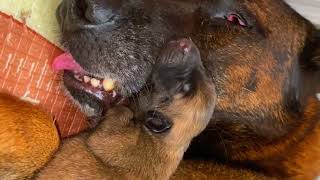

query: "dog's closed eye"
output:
225 13 248 27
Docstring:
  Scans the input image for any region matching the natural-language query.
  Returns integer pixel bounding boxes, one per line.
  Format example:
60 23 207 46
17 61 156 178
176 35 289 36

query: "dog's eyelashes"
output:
225 13 247 27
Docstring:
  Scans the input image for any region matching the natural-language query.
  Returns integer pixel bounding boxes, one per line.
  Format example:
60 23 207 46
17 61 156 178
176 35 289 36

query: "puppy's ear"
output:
152 38 204 98
152 64 203 98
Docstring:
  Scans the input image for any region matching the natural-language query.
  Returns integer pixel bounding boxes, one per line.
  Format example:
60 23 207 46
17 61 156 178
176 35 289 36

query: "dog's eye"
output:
144 111 172 134
225 13 247 27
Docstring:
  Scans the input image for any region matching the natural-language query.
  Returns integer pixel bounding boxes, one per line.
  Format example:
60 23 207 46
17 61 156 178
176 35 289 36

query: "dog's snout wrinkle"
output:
57 0 122 32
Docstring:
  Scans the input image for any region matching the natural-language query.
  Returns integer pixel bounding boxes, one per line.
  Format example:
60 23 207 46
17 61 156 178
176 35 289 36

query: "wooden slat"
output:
0 13 88 138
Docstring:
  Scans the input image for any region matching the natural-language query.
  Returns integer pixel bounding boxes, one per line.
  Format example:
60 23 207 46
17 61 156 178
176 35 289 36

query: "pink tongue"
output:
52 53 85 73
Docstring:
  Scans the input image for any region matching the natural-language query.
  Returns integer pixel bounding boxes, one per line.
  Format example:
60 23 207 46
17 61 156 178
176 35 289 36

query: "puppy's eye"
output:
225 13 247 27
144 111 172 134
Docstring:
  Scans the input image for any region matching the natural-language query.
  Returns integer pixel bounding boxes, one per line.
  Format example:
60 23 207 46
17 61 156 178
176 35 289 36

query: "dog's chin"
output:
62 71 128 123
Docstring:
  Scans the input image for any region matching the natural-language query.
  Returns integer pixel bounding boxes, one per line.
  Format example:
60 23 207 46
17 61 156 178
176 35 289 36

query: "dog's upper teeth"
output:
90 78 101 88
83 76 91 83
103 79 115 92
81 75 115 91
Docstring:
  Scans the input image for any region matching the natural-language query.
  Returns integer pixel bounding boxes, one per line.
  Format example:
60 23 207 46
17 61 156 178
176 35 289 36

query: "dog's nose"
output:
83 0 120 24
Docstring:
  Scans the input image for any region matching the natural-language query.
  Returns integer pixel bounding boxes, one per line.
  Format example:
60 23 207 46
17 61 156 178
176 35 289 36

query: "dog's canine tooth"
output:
103 79 115 91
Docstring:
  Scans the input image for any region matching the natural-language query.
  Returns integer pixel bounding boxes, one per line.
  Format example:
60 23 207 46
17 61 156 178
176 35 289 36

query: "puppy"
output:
0 39 215 179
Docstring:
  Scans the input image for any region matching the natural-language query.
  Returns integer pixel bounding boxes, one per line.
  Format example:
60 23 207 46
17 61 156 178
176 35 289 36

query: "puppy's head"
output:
88 38 216 149
135 38 216 147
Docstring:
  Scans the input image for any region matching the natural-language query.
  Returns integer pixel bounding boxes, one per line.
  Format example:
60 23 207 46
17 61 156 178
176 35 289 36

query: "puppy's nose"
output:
83 0 120 24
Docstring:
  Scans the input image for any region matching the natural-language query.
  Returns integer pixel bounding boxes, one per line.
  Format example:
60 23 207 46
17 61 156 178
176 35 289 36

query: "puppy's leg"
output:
98 106 134 129
86 106 138 168
36 106 134 179
35 136 110 180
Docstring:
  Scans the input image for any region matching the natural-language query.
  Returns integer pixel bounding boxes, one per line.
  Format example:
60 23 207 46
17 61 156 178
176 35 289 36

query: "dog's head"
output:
57 0 319 148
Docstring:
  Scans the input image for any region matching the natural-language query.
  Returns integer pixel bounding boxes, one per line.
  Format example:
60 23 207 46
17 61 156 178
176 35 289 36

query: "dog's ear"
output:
299 30 320 99
310 30 320 68
301 30 320 70
313 32 320 94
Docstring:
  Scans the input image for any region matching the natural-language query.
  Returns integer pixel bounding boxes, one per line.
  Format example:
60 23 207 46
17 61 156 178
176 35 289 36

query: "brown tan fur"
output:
176 1 320 178
174 160 277 180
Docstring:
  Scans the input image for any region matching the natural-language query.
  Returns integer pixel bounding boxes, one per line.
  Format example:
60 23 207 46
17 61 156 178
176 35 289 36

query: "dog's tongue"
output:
52 53 84 72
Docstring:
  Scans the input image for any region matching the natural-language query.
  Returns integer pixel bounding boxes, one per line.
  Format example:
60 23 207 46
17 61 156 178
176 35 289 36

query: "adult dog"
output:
56 0 320 178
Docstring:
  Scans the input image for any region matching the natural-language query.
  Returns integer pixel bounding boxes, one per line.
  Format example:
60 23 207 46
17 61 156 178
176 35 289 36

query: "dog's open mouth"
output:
52 53 127 111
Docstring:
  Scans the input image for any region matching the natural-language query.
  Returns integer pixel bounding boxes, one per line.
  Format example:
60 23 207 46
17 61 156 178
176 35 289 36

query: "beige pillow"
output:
0 0 62 46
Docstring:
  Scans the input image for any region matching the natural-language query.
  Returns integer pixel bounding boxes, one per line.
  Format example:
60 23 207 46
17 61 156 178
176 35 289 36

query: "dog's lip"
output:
53 53 128 113
53 53 116 91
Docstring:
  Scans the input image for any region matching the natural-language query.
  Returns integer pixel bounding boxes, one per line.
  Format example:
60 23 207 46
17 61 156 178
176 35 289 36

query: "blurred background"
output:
286 0 320 27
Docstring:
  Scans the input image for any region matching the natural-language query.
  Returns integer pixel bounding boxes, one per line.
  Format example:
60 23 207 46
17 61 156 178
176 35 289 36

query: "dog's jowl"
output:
56 0 320 178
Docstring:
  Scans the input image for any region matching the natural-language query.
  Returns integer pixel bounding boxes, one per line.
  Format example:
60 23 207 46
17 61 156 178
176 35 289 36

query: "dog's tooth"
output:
90 78 100 88
103 79 115 91
84 76 90 83
74 74 82 81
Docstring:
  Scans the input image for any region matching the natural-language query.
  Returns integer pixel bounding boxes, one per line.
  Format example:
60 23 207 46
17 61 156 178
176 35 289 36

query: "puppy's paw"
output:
87 116 104 129
101 106 134 128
